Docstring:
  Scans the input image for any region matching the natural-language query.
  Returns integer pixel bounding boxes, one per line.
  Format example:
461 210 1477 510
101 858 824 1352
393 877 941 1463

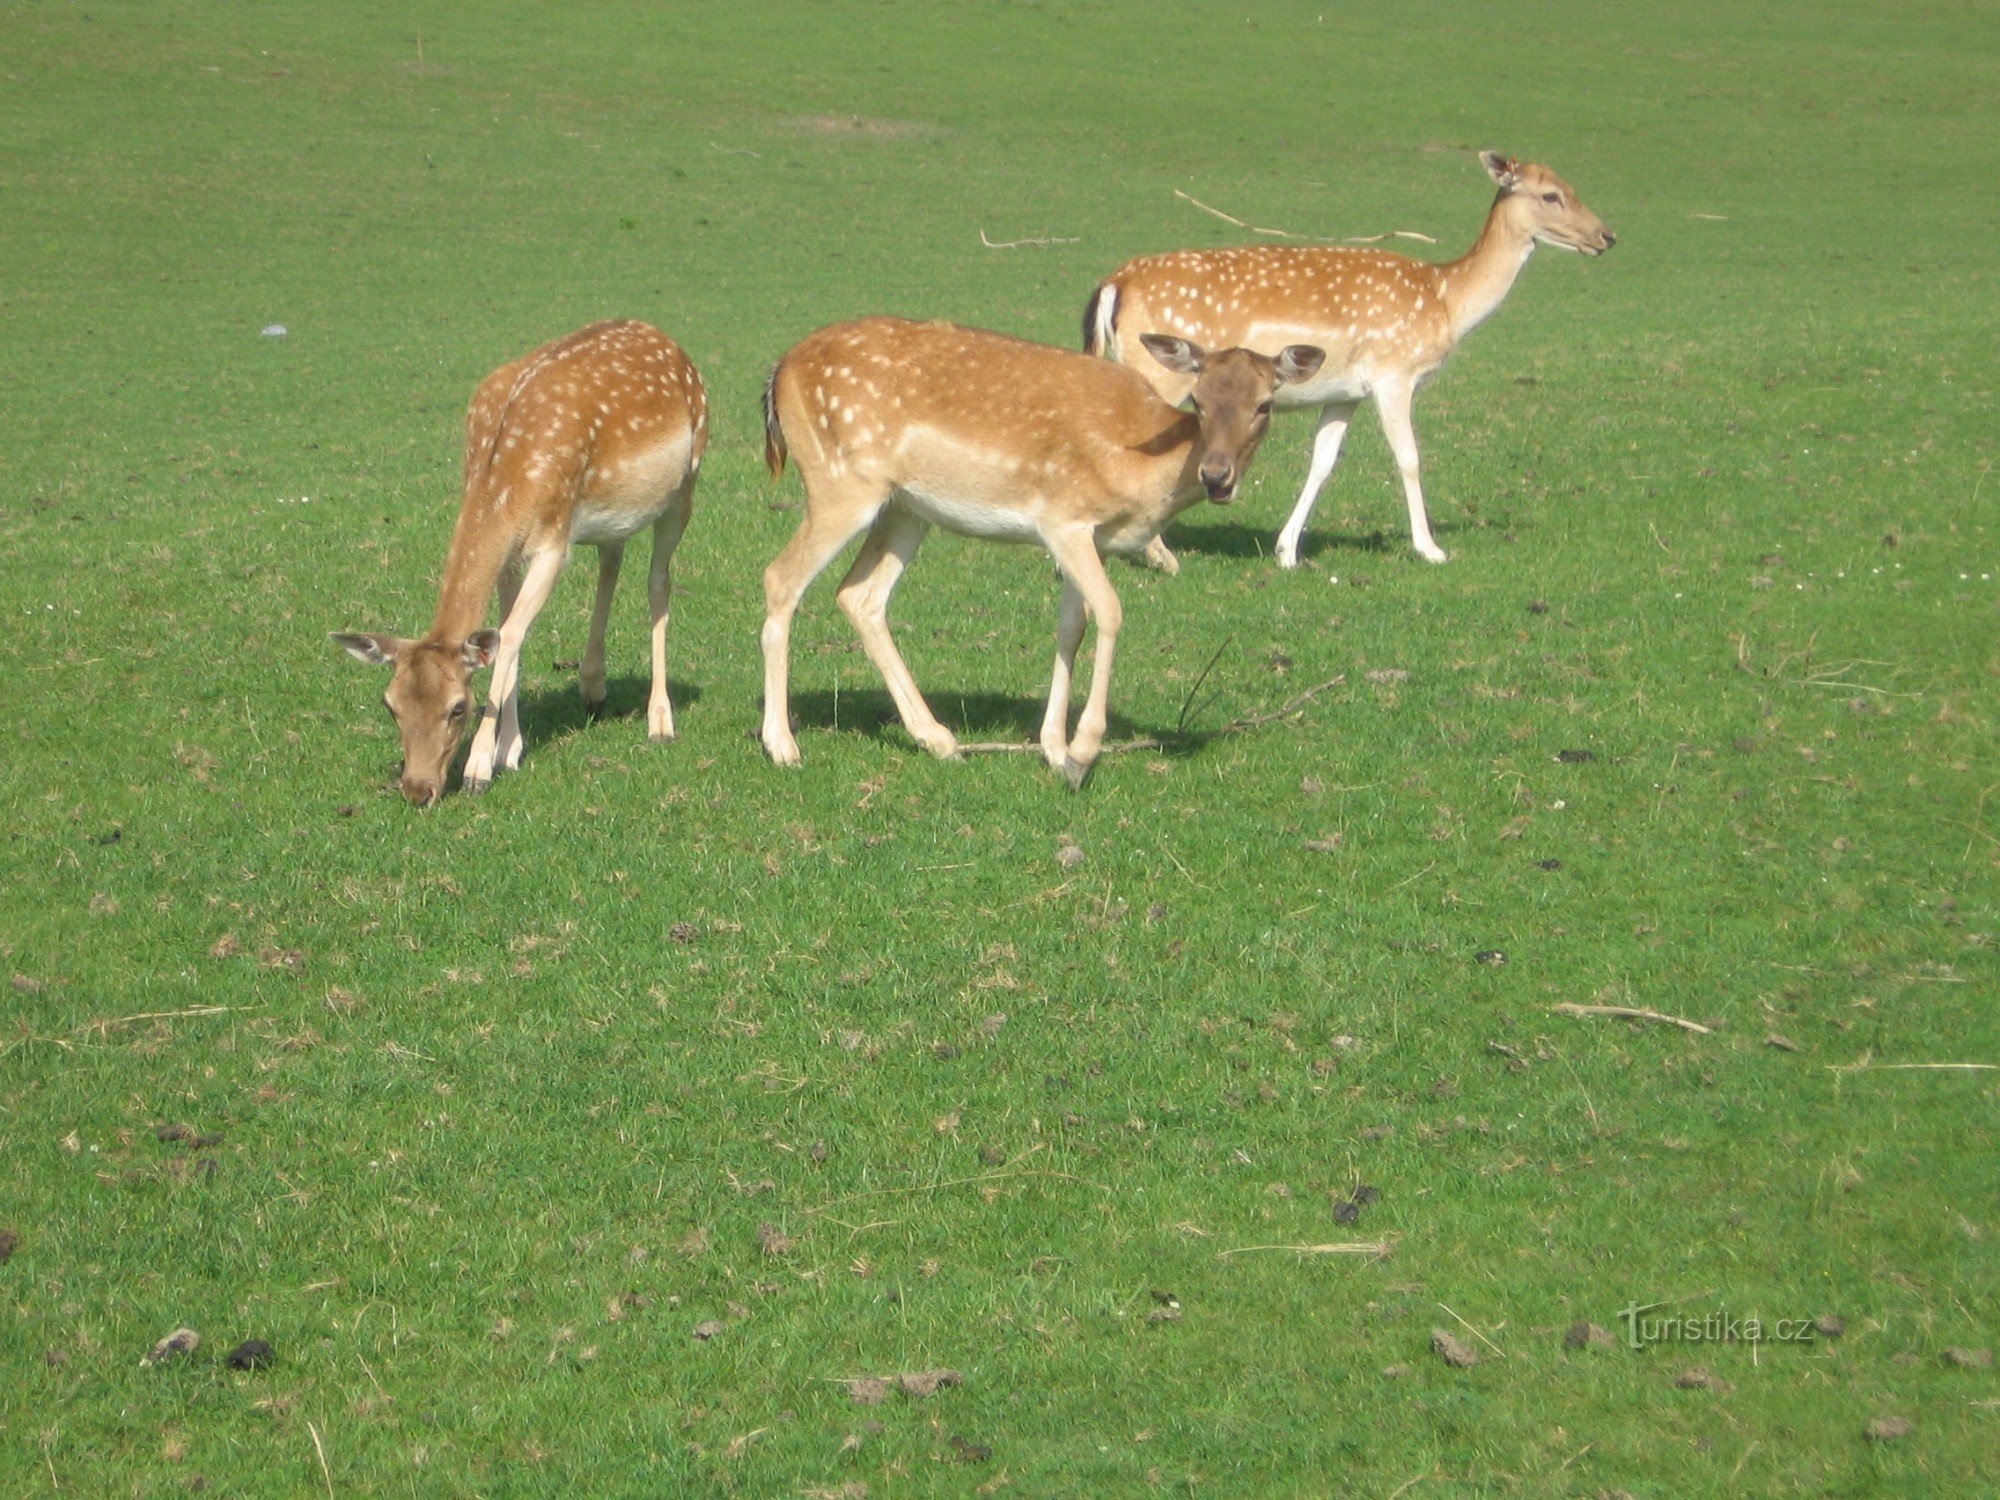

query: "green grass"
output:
3 1 1997 1493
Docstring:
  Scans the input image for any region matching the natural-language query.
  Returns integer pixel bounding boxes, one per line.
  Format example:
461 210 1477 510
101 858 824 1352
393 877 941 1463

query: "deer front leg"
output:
835 508 955 759
1274 400 1359 569
1040 576 1087 771
646 485 694 743
581 542 624 718
1374 380 1447 563
1043 529 1123 789
761 496 881 767
466 549 565 791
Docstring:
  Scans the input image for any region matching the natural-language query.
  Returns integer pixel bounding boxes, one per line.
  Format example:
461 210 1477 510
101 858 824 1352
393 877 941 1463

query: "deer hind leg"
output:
644 480 694 744
1274 400 1360 569
835 506 955 759
1039 575 1088 771
1042 528 1123 789
467 548 566 790
760 481 884 767
1374 380 1447 563
581 542 624 718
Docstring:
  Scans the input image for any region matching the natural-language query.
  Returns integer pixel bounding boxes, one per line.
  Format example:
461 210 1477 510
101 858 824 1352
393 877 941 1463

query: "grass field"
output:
3 1 1996 1493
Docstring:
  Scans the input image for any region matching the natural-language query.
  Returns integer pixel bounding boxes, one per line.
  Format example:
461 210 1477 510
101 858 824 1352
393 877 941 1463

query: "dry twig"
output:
1216 1240 1392 1259
1552 1002 1712 1036
1173 189 1436 243
979 228 1080 249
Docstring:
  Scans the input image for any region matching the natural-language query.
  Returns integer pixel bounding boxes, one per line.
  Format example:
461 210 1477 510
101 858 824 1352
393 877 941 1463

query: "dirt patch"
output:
780 114 943 141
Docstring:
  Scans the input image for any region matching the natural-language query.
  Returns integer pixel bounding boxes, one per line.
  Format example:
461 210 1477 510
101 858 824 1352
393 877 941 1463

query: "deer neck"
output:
425 507 515 644
1143 409 1214 517
1439 192 1536 341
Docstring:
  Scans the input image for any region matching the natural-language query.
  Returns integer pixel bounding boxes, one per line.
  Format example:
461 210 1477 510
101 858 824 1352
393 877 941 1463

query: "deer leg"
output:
581 542 624 719
835 507 955 759
1375 381 1447 563
761 491 883 767
645 482 694 743
491 557 525 763
1043 529 1123 789
1274 400 1360 569
1039 576 1087 771
1140 534 1180 575
467 549 565 790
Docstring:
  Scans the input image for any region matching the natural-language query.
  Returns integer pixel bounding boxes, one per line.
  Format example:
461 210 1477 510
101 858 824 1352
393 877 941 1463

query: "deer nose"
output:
1601 229 1617 249
401 778 442 808
1200 459 1237 500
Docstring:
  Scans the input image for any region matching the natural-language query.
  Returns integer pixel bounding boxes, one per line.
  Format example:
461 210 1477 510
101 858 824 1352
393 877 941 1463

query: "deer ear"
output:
332 631 400 666
1274 345 1326 385
461 629 501 670
1480 150 1521 189
1139 333 1206 376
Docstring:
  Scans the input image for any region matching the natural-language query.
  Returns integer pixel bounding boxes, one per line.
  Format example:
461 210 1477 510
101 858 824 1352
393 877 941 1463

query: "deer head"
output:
1481 151 1616 256
332 630 501 806
1138 335 1326 502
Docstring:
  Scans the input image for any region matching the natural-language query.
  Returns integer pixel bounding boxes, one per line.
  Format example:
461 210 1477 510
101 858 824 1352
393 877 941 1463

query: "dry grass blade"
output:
78 1005 256 1036
1216 1240 1392 1259
308 1419 335 1499
1551 1002 1712 1035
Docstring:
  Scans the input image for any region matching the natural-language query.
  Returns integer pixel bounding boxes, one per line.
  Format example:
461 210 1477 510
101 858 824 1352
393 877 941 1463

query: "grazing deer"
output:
1084 151 1615 569
334 320 706 806
759 317 1323 786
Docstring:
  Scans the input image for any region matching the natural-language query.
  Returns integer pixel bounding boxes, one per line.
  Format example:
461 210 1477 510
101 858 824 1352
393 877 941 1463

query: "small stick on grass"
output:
1173 189 1436 244
1551 1002 1712 1036
1216 1240 1392 1259
1829 1060 1996 1075
979 229 1080 249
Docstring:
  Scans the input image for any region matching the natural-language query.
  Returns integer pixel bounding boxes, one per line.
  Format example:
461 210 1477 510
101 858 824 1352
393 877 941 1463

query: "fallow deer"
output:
759 317 1323 786
1084 152 1615 569
334 319 706 806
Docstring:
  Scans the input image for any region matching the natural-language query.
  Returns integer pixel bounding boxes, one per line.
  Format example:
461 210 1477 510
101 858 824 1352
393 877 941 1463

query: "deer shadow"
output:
1150 518 1427 564
785 685 1152 752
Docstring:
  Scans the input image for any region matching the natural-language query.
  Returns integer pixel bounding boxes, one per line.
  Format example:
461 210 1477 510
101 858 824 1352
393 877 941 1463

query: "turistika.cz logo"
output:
1618 1302 1819 1349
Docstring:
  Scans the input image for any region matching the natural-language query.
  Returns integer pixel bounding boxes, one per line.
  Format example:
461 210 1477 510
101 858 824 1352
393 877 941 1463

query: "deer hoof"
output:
463 775 491 796
648 730 677 746
1062 755 1094 792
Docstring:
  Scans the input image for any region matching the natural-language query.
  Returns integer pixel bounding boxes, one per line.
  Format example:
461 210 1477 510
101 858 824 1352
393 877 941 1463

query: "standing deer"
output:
759 317 1323 786
1084 151 1615 570
334 320 706 806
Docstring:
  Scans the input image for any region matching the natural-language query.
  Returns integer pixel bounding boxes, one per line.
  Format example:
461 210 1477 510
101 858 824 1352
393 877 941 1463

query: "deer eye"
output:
1542 191 1562 205
448 700 468 721
1256 401 1274 416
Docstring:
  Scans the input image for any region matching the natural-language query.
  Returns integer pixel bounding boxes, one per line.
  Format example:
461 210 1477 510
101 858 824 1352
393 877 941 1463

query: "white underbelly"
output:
1276 372 1372 409
896 485 1044 544
568 438 691 546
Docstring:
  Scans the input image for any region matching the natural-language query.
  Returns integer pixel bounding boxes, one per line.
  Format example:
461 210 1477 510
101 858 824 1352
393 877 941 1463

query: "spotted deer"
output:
1084 152 1615 569
759 317 1323 786
335 320 706 806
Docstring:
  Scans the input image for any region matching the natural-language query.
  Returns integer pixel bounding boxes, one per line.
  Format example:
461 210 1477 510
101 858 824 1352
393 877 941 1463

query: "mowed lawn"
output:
2 1 1996 1493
